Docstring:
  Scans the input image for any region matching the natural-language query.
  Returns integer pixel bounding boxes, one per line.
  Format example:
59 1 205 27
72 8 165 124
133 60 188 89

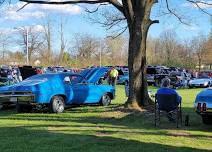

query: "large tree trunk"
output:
124 1 157 109
125 21 150 108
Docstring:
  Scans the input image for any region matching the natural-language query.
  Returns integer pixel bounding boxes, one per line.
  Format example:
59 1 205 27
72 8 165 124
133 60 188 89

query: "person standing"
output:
109 67 119 86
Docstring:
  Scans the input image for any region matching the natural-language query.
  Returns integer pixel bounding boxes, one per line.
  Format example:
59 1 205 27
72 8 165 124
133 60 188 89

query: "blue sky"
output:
0 0 212 52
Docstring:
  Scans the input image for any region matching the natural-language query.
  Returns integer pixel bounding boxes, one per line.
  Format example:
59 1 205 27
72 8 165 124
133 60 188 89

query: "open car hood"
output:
19 66 37 80
83 67 110 83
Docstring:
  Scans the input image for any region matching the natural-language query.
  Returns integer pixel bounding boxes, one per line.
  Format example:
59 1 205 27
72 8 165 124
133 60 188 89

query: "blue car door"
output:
71 83 90 104
68 75 90 104
85 84 103 103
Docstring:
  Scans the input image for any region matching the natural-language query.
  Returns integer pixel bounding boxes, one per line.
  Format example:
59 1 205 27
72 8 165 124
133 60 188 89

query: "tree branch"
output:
83 3 108 13
16 3 29 12
20 0 109 4
110 0 124 14
165 0 190 25
107 26 128 39
186 0 212 16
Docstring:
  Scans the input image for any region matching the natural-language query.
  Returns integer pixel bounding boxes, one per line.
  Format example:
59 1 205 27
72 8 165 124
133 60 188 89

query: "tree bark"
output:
124 0 158 108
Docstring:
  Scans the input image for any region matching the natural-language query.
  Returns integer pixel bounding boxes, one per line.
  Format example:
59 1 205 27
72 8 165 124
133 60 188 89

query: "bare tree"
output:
0 31 10 64
104 36 127 65
43 19 53 65
160 30 177 64
7 51 25 64
191 33 207 71
58 18 68 65
72 33 99 66
17 27 44 64
19 0 212 109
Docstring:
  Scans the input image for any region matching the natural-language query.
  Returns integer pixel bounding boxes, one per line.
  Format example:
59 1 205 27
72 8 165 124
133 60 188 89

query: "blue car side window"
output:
69 75 87 85
70 76 79 84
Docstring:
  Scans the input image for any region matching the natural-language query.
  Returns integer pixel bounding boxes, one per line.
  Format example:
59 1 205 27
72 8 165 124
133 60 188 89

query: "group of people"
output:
0 66 22 84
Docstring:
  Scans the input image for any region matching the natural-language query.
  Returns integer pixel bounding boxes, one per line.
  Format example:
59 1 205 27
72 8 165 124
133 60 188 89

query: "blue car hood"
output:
195 88 212 103
84 67 110 83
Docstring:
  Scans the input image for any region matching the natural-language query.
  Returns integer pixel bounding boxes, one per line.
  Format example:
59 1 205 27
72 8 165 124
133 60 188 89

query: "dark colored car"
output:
169 71 190 88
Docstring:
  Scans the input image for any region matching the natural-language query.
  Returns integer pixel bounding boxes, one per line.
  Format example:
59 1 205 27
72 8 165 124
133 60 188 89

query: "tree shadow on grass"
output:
0 104 211 132
0 126 210 152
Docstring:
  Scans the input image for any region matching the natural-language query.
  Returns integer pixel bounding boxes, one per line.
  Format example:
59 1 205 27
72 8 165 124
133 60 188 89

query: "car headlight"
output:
204 82 208 86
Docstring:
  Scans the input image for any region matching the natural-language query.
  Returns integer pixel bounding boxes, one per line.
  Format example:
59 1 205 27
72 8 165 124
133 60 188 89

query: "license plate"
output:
10 97 17 102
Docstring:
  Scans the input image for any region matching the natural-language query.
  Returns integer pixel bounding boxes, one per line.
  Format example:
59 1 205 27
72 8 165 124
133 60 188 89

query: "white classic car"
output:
188 76 212 88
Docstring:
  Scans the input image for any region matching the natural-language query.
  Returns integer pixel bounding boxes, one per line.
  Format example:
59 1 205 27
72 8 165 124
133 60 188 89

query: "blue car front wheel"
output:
50 96 65 113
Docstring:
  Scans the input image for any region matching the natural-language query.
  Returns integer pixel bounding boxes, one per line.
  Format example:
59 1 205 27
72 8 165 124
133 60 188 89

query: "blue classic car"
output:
194 88 212 124
0 67 115 113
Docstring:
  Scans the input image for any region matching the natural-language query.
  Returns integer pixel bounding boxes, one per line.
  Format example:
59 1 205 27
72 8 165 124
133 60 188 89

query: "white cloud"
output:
31 25 45 32
182 1 212 9
4 10 45 21
182 24 200 31
40 4 81 14
0 28 15 34
1 2 82 21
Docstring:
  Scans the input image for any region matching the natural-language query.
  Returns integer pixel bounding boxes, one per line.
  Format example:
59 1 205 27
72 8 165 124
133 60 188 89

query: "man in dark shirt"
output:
157 77 182 121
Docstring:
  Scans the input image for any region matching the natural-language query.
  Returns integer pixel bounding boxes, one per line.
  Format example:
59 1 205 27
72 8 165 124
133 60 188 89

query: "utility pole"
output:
99 40 102 67
26 28 29 65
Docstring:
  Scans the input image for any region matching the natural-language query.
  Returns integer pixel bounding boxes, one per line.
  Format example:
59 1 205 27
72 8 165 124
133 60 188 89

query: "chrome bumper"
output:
0 92 35 104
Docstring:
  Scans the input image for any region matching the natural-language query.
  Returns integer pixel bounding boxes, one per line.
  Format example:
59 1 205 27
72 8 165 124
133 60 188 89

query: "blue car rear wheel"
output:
101 94 111 106
50 96 65 113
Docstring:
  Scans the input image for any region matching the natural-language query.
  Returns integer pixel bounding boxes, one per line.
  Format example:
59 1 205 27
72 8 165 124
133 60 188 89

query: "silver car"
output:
189 76 212 88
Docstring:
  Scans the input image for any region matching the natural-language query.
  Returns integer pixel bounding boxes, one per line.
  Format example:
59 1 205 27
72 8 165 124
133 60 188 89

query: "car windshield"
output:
170 72 181 76
198 75 210 79
146 68 160 74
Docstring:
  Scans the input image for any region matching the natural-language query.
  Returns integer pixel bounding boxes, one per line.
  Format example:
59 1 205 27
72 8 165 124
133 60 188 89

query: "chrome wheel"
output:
101 94 111 106
51 96 65 113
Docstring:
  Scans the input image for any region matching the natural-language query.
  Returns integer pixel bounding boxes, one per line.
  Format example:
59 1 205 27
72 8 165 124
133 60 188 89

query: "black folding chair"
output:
155 94 182 128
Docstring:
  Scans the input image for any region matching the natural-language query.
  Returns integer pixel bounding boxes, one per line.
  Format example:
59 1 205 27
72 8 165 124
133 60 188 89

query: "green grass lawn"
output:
0 86 211 152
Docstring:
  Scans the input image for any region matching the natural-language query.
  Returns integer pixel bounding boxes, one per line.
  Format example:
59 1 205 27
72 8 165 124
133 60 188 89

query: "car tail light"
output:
197 103 201 111
202 103 207 112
